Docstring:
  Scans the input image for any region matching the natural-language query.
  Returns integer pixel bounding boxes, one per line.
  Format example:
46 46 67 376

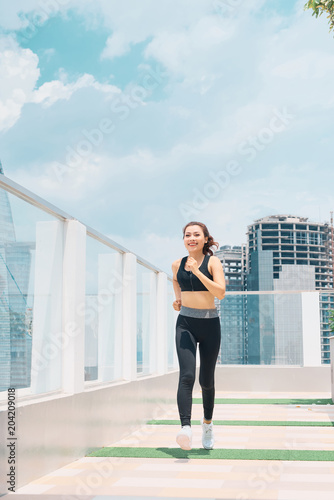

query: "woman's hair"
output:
182 221 219 256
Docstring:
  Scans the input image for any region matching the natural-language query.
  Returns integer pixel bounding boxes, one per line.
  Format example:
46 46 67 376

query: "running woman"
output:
171 221 225 450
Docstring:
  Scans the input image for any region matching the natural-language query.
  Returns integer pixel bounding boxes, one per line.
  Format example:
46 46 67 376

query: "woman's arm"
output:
172 260 182 310
189 256 226 300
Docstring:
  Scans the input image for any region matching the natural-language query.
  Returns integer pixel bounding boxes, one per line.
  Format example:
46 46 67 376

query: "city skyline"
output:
216 214 333 366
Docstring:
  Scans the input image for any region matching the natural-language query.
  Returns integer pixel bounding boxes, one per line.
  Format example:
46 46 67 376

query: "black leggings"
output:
175 313 221 426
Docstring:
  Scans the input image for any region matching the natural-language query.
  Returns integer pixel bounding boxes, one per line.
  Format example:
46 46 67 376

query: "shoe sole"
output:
176 434 192 450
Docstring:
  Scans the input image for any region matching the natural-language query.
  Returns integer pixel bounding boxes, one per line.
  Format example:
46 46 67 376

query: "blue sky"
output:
0 0 333 275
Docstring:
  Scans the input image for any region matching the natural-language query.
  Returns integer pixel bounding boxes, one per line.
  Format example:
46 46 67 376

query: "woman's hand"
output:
186 256 200 274
173 299 182 311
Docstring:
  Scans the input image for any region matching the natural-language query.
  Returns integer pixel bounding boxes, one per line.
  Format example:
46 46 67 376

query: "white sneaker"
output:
201 417 214 449
176 425 192 450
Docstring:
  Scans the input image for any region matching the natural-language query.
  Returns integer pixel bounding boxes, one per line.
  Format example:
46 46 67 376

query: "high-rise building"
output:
215 244 247 364
0 162 34 390
246 214 333 364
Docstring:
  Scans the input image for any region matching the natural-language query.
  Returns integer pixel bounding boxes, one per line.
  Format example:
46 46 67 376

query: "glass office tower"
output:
0 162 34 389
215 245 247 364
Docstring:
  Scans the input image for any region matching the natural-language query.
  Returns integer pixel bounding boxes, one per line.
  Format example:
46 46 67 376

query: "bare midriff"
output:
180 290 216 309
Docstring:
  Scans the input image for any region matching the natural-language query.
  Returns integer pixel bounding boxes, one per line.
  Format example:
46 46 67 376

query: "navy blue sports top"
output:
177 255 214 292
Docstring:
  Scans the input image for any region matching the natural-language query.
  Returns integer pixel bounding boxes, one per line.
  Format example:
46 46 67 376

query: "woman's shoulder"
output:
208 254 221 262
172 257 183 266
207 254 221 273
171 257 184 271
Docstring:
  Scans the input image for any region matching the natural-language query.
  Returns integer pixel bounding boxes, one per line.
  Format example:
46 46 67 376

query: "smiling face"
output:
183 224 208 252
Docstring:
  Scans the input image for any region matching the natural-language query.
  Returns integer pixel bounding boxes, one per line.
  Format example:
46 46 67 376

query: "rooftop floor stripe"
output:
87 447 334 461
147 419 334 427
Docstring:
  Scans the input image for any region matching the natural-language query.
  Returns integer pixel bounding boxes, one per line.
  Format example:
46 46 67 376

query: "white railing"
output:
330 336 334 401
216 289 333 366
0 173 178 402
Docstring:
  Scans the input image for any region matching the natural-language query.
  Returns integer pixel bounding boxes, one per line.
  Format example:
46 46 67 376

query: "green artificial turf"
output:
146 419 334 427
86 447 334 461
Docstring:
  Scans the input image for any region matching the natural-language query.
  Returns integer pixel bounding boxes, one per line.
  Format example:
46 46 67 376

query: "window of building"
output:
296 231 307 244
309 233 318 245
262 230 279 236
296 245 308 252
281 231 294 244
262 238 279 244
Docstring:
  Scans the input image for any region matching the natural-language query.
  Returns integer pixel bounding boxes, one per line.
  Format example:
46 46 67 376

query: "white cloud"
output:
272 51 334 80
94 0 212 60
0 0 71 30
41 47 56 62
0 34 121 131
2 0 334 268
144 15 235 83
32 73 121 107
105 230 184 275
101 31 131 60
257 9 334 111
11 154 104 205
18 146 189 199
0 36 40 131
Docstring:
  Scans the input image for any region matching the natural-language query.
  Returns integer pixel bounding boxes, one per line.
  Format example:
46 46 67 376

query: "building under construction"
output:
246 214 334 365
247 214 333 288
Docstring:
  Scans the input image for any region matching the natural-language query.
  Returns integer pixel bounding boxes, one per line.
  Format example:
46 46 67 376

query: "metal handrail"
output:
0 173 172 278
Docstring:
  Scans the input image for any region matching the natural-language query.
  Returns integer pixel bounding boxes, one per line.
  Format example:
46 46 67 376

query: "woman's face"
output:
183 225 208 251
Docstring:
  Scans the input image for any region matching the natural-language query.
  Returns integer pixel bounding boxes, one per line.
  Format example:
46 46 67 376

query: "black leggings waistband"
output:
179 305 219 319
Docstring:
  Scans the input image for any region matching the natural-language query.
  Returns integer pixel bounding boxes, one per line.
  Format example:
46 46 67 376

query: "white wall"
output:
301 292 321 366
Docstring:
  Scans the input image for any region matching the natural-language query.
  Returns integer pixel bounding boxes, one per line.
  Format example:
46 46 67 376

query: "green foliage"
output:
329 309 334 333
304 1 334 33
